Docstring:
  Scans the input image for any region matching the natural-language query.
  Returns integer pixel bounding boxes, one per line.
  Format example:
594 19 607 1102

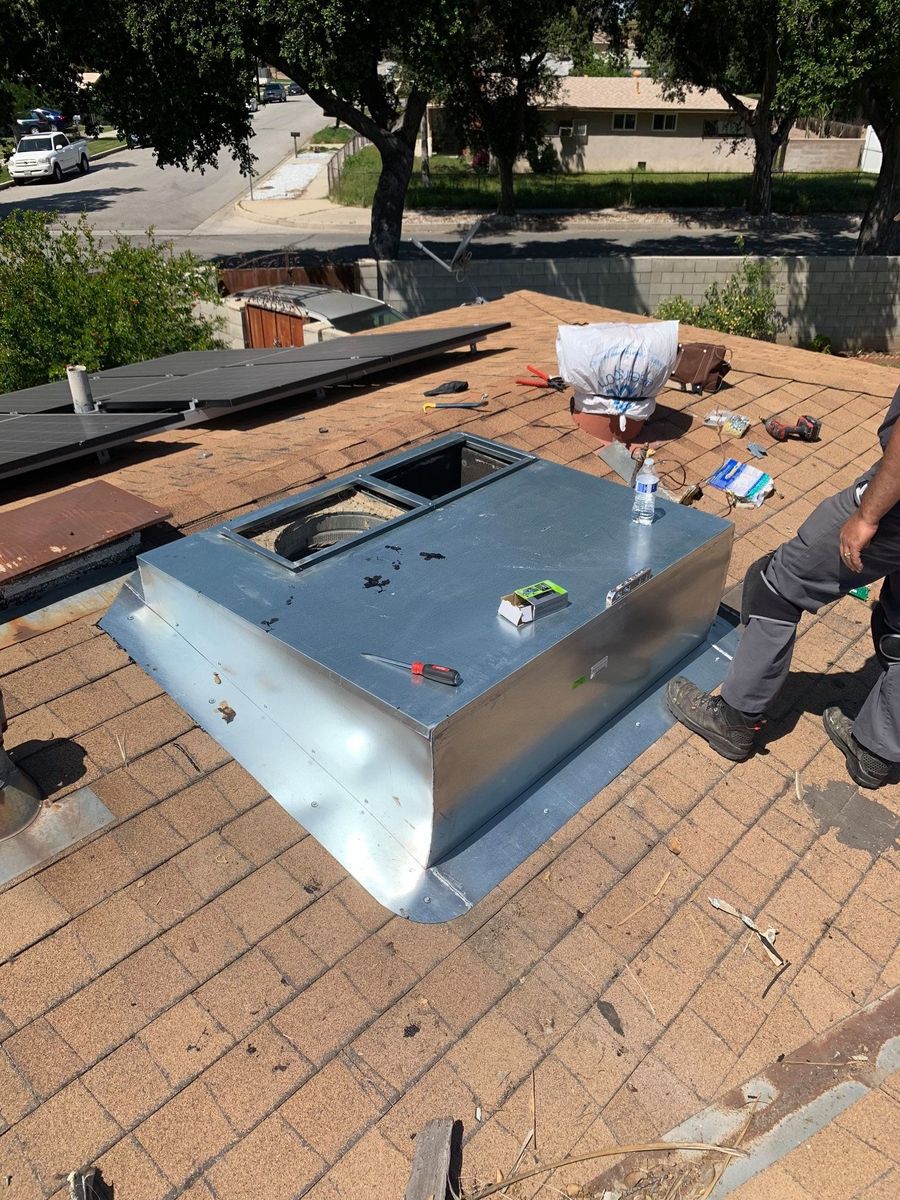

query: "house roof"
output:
556 75 752 113
1 292 898 1200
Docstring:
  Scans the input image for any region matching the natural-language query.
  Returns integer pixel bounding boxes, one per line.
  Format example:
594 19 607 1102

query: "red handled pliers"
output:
515 364 567 391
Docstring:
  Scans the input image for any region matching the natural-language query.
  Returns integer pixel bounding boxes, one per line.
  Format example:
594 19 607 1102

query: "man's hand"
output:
839 511 879 572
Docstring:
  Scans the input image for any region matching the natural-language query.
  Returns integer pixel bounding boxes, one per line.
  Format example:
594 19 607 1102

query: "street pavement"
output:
0 95 325 235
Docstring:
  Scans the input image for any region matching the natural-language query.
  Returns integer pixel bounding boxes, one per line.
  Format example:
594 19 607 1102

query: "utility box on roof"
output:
102 434 733 921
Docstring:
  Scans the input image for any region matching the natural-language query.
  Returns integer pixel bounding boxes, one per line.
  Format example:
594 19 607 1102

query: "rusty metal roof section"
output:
0 481 170 585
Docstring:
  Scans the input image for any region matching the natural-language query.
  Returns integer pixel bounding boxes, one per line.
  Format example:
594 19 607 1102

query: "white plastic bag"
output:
557 321 679 428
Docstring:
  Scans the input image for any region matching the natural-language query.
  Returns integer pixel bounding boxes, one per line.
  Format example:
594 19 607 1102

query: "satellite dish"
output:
409 218 486 304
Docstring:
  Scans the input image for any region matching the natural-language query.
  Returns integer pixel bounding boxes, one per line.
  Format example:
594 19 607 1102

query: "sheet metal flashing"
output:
0 481 170 587
103 433 734 920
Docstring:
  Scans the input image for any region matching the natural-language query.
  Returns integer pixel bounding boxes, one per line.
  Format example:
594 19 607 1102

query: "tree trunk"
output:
496 155 516 216
748 125 776 218
857 122 900 255
370 137 415 259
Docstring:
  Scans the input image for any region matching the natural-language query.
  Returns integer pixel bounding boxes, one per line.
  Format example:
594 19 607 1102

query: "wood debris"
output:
615 871 671 927
625 961 657 1019
708 896 786 968
466 1140 745 1199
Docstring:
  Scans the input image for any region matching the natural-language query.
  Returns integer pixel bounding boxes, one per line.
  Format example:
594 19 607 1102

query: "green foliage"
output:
655 241 780 341
571 50 629 78
333 152 873 214
809 334 833 354
0 211 223 393
525 140 561 175
434 1 596 213
779 0 900 252
309 125 353 144
613 0 808 216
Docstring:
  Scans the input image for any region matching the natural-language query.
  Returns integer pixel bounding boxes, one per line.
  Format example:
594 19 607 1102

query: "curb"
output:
229 193 864 235
0 142 129 192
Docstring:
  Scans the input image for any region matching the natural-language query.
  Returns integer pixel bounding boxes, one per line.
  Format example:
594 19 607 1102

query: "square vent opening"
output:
371 442 515 500
242 486 410 563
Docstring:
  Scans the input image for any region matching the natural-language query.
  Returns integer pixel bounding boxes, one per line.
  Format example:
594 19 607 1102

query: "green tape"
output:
572 676 587 689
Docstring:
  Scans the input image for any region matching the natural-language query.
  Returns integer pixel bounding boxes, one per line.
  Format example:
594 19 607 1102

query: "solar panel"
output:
99 348 289 377
0 375 181 415
94 361 351 411
0 412 175 480
0 322 512 475
267 324 510 365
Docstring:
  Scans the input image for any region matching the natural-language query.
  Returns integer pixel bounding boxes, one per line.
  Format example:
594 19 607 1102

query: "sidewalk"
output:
232 172 862 235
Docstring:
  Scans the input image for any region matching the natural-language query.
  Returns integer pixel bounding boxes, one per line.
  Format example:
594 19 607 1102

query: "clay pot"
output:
571 408 646 444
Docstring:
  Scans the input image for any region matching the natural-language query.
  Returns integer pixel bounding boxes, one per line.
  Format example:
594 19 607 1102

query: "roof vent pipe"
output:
66 365 96 413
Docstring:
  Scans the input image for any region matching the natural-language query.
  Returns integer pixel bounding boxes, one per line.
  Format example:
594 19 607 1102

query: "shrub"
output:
0 211 223 392
525 140 560 175
809 333 833 353
656 238 780 341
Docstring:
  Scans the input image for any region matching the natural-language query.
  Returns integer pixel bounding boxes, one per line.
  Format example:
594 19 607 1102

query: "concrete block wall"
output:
358 256 900 351
782 138 863 172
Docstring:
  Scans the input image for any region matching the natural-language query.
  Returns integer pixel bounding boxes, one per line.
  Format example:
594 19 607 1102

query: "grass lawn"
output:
1 135 126 184
309 125 354 145
333 146 874 215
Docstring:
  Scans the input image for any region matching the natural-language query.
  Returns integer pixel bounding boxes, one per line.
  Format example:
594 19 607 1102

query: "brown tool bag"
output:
670 342 732 394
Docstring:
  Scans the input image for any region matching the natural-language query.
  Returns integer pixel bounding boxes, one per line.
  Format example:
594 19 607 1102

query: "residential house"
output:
427 75 755 173
543 76 755 172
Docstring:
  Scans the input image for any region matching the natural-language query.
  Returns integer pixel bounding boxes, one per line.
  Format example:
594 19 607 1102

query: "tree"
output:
0 0 86 128
0 212 222 393
83 0 462 259
780 0 899 254
615 0 800 218
438 2 595 216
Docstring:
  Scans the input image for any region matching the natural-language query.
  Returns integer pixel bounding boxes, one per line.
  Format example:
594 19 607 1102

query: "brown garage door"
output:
243 305 307 349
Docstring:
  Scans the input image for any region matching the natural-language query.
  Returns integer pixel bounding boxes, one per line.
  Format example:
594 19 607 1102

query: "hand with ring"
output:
839 512 878 573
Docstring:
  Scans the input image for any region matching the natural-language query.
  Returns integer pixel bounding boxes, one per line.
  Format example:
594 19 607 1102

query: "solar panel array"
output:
0 323 510 481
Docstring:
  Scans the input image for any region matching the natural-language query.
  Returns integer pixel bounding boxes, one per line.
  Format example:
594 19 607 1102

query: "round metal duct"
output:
274 511 382 559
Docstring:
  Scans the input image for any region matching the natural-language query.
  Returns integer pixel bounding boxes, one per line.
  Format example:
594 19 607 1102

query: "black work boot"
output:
665 676 762 761
823 707 892 790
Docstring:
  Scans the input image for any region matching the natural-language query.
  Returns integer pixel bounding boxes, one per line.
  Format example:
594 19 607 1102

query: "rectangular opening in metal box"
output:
370 441 517 500
238 486 412 563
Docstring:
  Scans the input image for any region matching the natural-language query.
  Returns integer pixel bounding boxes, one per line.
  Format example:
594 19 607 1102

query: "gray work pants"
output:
721 484 900 761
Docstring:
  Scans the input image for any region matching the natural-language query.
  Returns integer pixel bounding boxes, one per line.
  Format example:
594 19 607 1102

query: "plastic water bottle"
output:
631 453 658 525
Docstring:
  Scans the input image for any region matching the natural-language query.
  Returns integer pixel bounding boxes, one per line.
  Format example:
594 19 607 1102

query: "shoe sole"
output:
665 693 752 762
823 718 885 790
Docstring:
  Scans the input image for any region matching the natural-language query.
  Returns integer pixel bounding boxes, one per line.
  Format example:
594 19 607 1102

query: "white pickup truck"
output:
7 132 90 184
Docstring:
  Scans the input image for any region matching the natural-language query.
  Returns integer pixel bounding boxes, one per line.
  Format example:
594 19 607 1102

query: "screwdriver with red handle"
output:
361 652 462 686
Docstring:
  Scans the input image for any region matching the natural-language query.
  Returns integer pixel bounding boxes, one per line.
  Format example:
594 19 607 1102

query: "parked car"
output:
262 82 287 104
287 82 303 96
16 109 58 134
117 129 153 149
7 132 89 184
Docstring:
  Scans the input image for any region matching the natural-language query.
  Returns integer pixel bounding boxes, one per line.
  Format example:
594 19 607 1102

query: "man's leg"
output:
825 573 900 786
667 486 899 766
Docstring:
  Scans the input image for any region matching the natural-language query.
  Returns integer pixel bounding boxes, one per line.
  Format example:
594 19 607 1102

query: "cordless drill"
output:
764 414 822 443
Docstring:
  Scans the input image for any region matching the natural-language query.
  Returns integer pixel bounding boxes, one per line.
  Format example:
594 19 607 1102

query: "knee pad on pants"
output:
871 602 900 668
741 554 803 626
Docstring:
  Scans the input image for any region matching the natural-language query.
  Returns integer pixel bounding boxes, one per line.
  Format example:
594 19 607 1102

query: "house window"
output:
652 113 677 132
703 118 745 137
557 123 574 138
612 112 636 132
